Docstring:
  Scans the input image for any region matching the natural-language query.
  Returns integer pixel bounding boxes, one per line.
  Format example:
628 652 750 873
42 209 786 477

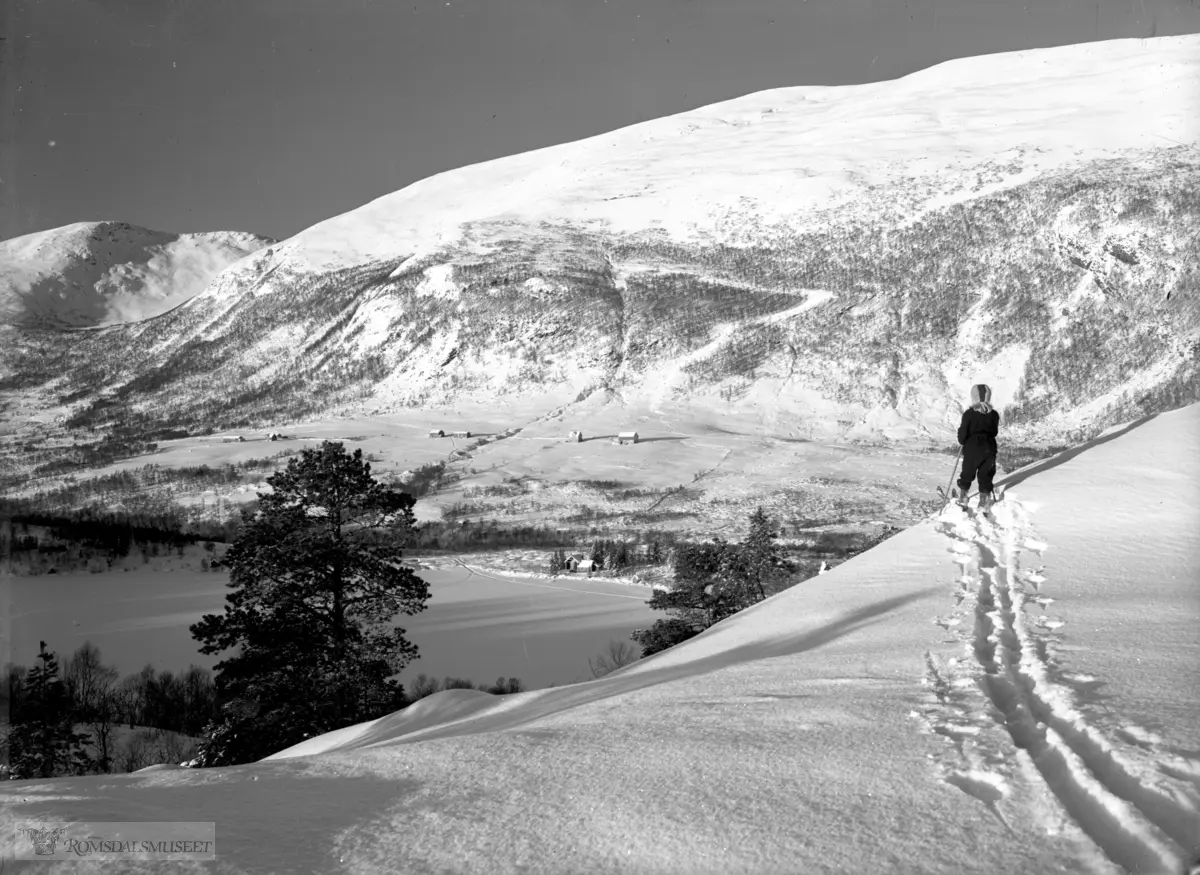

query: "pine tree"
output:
630 619 700 657
7 642 96 779
615 540 629 570
653 539 734 628
189 442 430 766
738 506 784 601
590 540 605 570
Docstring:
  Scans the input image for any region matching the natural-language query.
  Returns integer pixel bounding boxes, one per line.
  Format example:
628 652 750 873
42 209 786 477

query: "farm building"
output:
615 431 639 445
566 431 583 443
428 429 445 438
450 430 471 438
564 553 592 572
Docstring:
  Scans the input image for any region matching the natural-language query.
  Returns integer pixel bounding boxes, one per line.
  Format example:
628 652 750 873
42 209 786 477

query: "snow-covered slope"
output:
5 404 1197 874
276 35 1199 269
0 221 273 328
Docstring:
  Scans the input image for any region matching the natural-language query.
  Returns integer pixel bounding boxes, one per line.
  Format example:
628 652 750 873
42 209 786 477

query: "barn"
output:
564 553 591 572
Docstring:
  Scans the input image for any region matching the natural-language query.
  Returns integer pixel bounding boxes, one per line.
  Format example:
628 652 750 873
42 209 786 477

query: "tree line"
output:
547 538 666 573
1 641 219 779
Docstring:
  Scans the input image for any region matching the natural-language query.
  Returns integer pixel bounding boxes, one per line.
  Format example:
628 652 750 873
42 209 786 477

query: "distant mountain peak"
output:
0 221 275 329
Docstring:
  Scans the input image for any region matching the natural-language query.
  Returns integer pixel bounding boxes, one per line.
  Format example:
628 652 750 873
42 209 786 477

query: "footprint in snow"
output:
1115 724 1165 748
944 769 1009 804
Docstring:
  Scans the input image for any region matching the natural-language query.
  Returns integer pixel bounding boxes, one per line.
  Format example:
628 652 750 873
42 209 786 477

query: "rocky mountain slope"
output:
1 36 1197 480
0 221 274 328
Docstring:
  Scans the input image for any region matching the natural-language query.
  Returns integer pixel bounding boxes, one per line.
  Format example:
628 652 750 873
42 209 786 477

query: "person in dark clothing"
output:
955 384 1000 510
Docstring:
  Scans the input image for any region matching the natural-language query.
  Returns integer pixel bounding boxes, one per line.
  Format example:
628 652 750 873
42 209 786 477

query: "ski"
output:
937 485 970 512
939 484 1005 510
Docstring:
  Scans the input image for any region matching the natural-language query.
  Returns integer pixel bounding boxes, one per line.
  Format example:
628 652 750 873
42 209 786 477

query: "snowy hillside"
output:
275 35 1200 268
4 404 1197 874
0 221 273 328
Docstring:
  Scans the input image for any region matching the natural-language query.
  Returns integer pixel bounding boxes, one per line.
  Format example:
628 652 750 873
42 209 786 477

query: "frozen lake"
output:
7 563 660 690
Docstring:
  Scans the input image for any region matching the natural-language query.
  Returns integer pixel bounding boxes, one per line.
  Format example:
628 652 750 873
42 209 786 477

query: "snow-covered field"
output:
4 403 1196 874
24 393 951 536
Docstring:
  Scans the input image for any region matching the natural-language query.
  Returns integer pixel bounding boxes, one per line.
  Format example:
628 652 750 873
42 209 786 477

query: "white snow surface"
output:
4 404 1197 874
0 221 272 327
273 35 1200 270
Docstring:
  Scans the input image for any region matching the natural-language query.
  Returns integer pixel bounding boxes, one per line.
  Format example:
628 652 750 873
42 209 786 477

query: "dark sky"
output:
2 0 1198 242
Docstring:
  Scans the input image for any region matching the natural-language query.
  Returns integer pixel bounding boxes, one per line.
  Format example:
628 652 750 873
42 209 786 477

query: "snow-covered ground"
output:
4 403 1196 873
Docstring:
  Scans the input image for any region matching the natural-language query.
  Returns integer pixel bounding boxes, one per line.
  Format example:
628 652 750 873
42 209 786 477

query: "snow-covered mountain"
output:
4 403 1196 874
271 35 1199 270
0 222 273 328
2 36 1198 458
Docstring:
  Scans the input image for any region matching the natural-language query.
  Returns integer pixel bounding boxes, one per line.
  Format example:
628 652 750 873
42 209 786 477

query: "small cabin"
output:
563 553 587 572
267 432 284 442
428 429 445 439
450 430 471 439
566 430 583 443
615 431 639 445
576 558 597 573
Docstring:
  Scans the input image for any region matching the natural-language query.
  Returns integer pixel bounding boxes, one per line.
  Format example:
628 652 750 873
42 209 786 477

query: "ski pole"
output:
943 446 963 505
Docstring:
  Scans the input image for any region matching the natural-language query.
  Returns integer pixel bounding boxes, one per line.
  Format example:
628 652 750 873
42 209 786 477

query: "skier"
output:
954 384 1000 510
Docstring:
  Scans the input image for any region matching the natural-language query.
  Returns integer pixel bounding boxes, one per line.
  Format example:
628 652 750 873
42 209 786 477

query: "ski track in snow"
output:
645 291 834 413
920 497 1200 874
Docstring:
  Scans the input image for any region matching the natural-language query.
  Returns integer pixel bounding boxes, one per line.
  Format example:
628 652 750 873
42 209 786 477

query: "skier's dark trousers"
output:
957 383 999 497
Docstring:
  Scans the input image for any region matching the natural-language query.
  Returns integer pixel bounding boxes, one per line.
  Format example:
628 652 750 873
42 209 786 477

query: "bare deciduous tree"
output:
588 640 640 678
62 642 119 721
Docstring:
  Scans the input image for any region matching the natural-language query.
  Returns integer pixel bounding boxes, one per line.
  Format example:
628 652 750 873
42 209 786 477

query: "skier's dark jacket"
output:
958 385 999 458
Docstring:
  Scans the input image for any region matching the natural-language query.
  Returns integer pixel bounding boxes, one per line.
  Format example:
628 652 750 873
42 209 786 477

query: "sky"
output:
2 0 1199 243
